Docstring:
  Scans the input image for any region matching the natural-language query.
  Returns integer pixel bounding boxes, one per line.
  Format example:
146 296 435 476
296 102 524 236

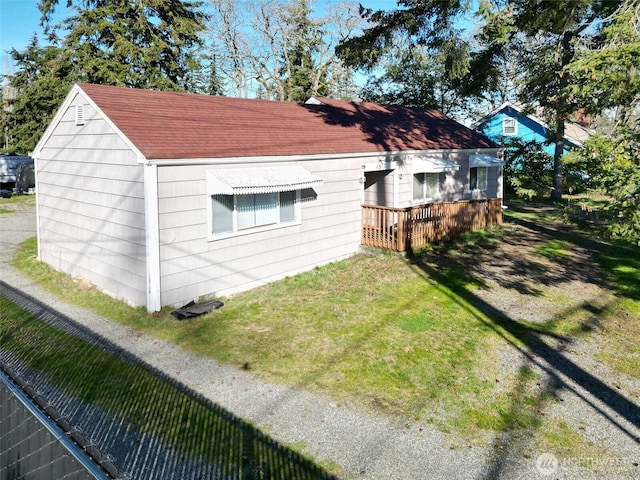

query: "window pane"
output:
413 174 424 201
215 191 296 235
236 194 255 229
478 167 488 190
470 167 478 190
280 191 296 222
254 193 278 226
212 195 233 234
425 173 438 198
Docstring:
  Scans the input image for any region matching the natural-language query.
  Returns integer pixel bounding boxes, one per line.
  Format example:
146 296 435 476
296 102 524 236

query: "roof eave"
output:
142 146 503 167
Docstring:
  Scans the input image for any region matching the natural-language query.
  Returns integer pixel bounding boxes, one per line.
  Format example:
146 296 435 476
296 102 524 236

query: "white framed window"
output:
206 166 321 240
470 167 488 191
413 172 439 202
502 117 517 136
211 190 300 238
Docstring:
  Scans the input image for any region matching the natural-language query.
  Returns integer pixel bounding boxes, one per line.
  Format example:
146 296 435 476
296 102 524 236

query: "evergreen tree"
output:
4 37 73 154
567 0 640 127
337 0 623 201
358 44 482 118
4 0 208 153
565 0 640 243
502 1 620 200
49 0 207 91
279 0 328 102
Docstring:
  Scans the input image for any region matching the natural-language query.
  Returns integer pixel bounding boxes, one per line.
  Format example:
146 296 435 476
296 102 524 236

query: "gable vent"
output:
75 104 85 126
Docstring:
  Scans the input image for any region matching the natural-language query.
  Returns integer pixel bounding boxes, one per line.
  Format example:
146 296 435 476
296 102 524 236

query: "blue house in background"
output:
473 102 594 156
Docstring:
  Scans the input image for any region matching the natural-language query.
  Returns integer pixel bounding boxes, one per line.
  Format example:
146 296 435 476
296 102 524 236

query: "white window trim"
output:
502 117 517 136
412 172 440 203
208 190 302 241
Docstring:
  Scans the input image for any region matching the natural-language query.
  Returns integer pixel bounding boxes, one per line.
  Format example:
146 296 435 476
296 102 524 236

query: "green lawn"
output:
6 204 640 452
0 297 333 478
0 193 35 205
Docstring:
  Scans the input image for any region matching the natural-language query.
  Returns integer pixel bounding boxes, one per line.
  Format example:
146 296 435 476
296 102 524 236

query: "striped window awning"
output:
207 166 323 195
412 157 460 174
469 154 504 168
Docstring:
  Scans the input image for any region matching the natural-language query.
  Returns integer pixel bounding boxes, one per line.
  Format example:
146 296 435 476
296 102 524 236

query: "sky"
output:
0 1 398 78
0 0 73 76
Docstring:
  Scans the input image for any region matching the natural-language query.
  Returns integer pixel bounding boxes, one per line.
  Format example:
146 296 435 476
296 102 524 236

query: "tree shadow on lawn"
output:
504 203 640 301
0 280 337 480
407 215 640 478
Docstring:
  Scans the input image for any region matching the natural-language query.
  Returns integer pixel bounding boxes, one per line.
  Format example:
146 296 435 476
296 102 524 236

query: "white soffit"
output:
469 154 505 168
208 165 323 195
412 157 460 174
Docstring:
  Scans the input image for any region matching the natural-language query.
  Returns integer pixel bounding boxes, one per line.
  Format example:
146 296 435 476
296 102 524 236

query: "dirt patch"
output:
411 203 639 476
473 221 612 325
417 203 613 325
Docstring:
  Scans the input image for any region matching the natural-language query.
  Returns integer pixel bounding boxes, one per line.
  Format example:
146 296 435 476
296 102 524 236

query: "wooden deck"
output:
362 199 503 252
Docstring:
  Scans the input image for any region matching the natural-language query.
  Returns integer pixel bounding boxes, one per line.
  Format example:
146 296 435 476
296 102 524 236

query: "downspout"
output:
498 148 505 201
143 161 161 312
34 154 42 261
393 168 400 208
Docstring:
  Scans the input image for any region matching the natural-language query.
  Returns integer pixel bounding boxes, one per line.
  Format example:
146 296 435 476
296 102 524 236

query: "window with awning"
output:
410 157 457 202
207 166 322 238
468 155 502 192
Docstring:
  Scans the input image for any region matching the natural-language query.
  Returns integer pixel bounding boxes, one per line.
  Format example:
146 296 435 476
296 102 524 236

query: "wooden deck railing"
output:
362 199 503 252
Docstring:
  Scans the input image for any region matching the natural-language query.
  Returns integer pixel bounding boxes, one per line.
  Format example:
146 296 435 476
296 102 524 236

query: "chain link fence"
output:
1 369 111 480
1 280 337 480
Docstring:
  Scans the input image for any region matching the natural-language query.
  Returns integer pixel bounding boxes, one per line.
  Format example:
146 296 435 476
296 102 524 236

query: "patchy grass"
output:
537 417 625 475
0 194 35 214
0 193 36 205
0 298 332 479
13 238 504 431
9 204 640 448
534 239 572 259
593 243 640 377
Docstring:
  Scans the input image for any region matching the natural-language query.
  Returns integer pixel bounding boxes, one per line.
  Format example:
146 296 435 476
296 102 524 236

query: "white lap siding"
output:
37 93 147 306
156 158 363 307
410 151 503 202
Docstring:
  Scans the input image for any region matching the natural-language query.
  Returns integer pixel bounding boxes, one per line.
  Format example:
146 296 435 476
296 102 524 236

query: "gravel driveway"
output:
1 200 638 479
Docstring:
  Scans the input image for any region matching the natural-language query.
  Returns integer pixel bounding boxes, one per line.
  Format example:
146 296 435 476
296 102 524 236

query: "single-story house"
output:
33 83 503 312
473 102 594 156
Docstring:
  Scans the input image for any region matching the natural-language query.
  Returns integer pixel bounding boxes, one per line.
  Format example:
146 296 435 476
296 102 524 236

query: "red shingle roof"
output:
78 83 498 160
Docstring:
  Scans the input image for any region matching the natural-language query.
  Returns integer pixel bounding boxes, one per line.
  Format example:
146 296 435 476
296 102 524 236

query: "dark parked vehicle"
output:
0 154 34 194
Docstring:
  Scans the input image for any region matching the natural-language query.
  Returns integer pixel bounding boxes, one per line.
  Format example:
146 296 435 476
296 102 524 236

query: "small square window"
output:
470 167 488 191
502 118 517 136
413 173 439 201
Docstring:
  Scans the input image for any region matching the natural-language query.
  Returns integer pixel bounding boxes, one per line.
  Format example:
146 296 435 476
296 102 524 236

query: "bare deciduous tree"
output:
206 0 363 100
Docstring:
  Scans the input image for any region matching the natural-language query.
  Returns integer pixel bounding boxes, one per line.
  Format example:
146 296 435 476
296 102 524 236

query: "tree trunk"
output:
551 117 564 201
